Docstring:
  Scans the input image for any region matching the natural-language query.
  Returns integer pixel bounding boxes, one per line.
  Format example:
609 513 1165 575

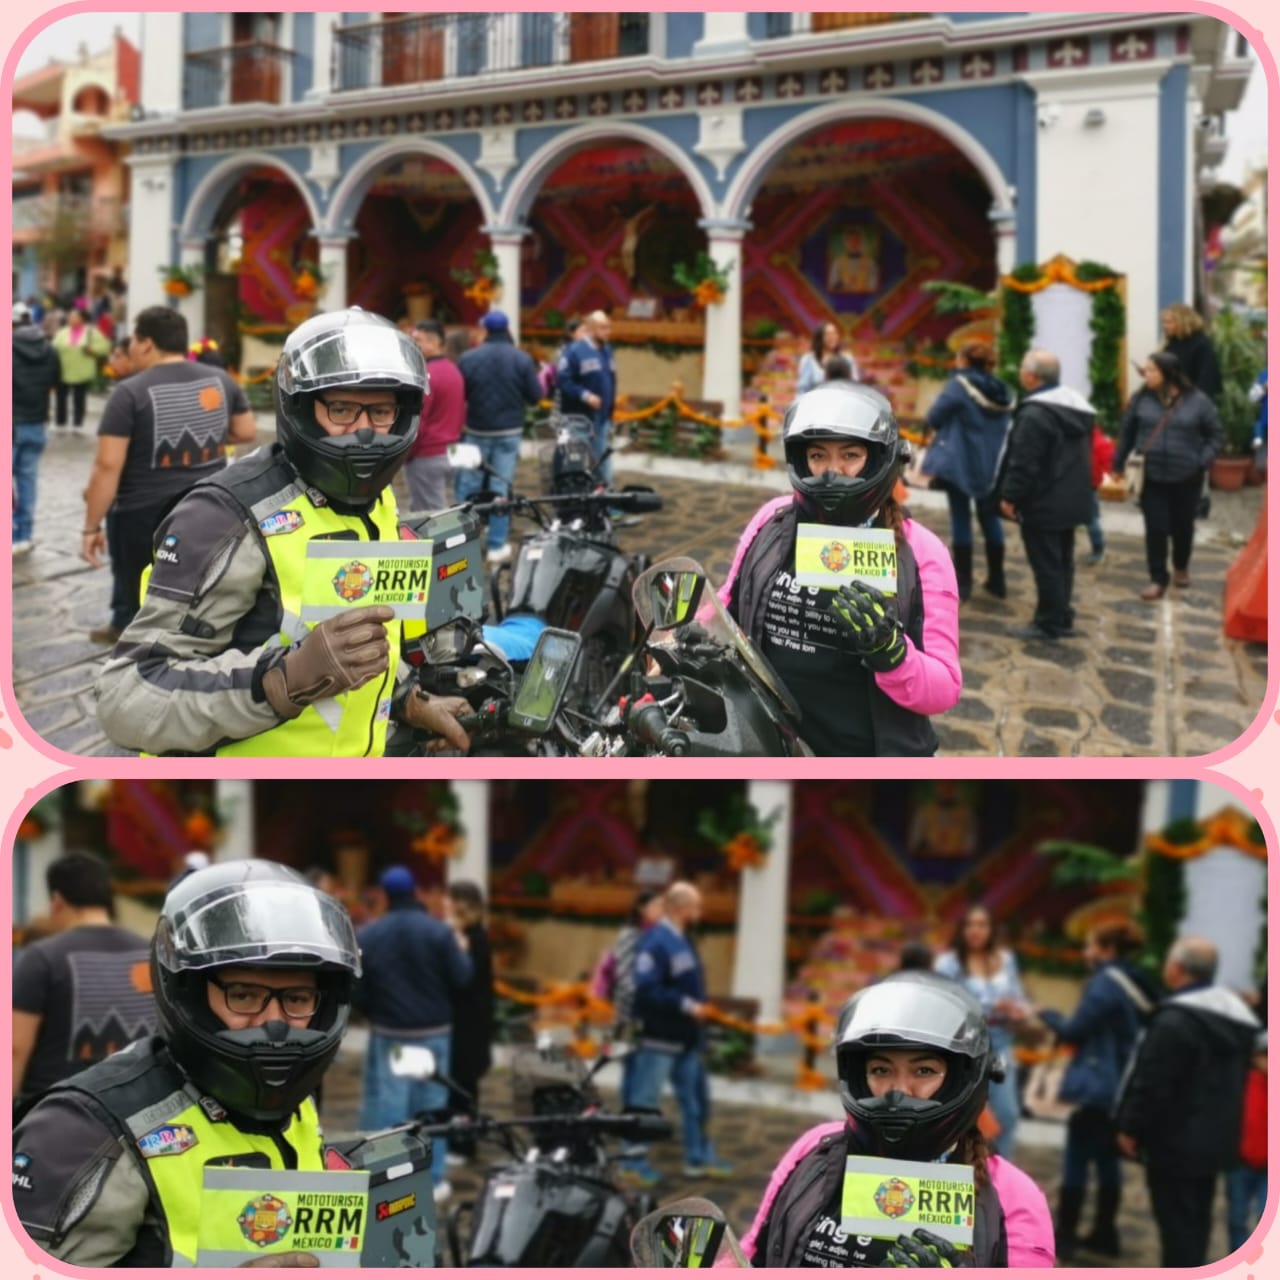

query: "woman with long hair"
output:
797 320 858 394
1160 303 1222 402
717 381 961 756
736 972 1054 1266
934 904 1030 1158
921 341 1014 600
1037 920 1157 1261
1112 351 1224 600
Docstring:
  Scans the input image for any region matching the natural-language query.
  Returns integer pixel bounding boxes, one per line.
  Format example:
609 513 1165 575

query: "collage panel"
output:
7 8 1269 761
8 776 1270 1268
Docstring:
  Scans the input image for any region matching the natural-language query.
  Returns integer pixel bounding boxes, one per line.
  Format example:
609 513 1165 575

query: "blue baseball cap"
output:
380 865 417 896
481 310 510 331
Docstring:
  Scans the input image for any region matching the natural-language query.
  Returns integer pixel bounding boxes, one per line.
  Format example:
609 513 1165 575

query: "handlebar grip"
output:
628 702 691 756
618 490 663 514
627 1112 675 1140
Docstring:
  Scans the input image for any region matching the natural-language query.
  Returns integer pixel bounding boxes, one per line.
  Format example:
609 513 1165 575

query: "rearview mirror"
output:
630 1199 745 1268
389 1044 438 1081
447 442 483 471
647 570 704 630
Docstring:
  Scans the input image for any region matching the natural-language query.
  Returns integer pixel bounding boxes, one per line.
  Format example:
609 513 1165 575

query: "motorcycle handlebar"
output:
627 700 691 756
410 1109 672 1142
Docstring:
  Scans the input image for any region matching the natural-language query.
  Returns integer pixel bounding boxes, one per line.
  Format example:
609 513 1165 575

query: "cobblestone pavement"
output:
9 416 1267 758
319 1041 1239 1268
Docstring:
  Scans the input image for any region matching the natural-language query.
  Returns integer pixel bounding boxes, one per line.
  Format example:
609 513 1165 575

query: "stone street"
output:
9 412 1267 758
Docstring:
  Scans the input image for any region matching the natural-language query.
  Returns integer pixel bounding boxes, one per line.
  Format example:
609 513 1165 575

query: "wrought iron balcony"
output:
332 12 650 92
183 42 295 109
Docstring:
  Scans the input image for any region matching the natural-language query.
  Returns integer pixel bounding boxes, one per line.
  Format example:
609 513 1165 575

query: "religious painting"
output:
826 223 882 294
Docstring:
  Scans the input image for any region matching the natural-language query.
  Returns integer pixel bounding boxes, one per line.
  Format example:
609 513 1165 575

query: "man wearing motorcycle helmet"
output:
95 307 471 757
12 861 360 1267
716 382 961 756
736 973 1054 1268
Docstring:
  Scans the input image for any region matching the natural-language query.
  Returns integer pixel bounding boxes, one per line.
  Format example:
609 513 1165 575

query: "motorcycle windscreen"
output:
634 556 803 724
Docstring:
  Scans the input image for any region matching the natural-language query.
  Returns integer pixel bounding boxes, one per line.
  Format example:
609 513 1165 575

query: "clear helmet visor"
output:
279 314 428 396
155 880 361 977
836 976 987 1059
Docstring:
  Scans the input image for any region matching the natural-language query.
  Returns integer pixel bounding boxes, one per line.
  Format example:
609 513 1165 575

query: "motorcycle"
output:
490 416 663 703
551 556 812 757
391 1040 673 1267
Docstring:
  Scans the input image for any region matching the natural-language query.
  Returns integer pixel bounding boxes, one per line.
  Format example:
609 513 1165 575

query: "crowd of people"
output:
11 854 1267 1268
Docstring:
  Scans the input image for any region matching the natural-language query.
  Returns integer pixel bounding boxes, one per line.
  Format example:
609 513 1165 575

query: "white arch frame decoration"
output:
325 138 496 236
720 98 1016 226
179 151 323 241
497 121 717 228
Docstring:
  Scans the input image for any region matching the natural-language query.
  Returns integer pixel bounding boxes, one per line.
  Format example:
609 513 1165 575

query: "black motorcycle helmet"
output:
276 307 428 510
151 859 361 1124
783 381 909 525
835 971 1001 1161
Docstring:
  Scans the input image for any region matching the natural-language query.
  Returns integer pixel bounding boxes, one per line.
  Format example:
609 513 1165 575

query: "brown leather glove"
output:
399 690 473 753
262 606 395 720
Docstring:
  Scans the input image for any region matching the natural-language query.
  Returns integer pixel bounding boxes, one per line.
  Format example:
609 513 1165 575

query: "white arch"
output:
498 121 716 228
721 98 1015 226
325 138 495 236
180 151 322 241
69 79 114 112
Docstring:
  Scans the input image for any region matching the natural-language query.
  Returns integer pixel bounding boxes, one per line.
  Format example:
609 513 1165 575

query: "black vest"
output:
731 504 938 756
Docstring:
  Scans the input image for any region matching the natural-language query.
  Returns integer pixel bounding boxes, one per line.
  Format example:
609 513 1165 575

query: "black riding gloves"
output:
828 582 907 672
884 1229 974 1268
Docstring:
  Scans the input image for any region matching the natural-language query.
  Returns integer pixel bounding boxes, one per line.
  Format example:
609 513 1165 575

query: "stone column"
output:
482 226 527 343
693 13 750 58
697 220 748 414
730 780 793 1023
125 154 177 316
316 233 352 311
990 206 1018 276
178 236 207 339
215 780 256 860
446 781 490 896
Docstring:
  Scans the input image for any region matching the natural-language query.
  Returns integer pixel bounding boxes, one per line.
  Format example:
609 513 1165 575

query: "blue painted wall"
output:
667 13 701 59
1169 779 1199 821
184 12 221 51
292 13 314 101
1158 63 1190 312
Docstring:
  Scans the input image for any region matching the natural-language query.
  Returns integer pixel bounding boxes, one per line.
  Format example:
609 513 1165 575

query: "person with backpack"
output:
1036 920 1157 1261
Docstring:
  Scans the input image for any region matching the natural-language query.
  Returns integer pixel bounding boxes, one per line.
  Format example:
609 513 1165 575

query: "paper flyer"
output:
196 1167 370 1268
300 540 438 621
840 1155 976 1247
795 523 898 594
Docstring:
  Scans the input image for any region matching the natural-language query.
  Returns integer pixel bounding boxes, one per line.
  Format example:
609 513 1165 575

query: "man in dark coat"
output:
444 881 494 1161
997 349 1095 642
454 311 541 565
12 301 63 553
1115 936 1261 1267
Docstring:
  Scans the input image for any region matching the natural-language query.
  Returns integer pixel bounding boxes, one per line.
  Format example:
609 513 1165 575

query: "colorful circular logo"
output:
237 1193 293 1247
820 540 852 573
333 559 374 601
873 1178 915 1219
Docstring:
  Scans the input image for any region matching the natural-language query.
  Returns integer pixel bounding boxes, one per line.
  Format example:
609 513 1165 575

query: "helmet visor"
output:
836 979 986 1058
281 323 427 395
785 383 898 450
157 881 361 977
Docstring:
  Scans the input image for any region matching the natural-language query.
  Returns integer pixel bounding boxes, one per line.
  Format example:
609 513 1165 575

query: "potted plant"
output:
1209 307 1265 490
159 264 202 299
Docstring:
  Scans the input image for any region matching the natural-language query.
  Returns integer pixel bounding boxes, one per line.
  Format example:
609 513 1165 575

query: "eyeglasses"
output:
210 976 321 1018
318 398 399 428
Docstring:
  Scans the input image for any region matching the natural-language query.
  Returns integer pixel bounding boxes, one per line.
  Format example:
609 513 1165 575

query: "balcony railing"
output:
183 42 295 109
12 194 125 238
761 14 925 38
332 13 649 92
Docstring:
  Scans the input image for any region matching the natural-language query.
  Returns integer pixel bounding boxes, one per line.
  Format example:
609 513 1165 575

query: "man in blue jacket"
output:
455 311 541 565
355 865 473 1200
623 882 732 1186
556 310 617 483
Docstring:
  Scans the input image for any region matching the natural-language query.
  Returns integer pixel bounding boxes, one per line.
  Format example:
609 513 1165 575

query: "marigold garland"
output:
1143 807 1266 861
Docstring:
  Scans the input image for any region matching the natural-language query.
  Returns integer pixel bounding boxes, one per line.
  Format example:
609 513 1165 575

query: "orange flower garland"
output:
1002 254 1118 295
722 832 766 871
411 822 462 865
183 809 217 849
1144 807 1266 861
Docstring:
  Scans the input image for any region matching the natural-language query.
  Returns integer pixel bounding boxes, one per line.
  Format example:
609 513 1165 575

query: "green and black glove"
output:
883 1229 974 1268
828 582 907 672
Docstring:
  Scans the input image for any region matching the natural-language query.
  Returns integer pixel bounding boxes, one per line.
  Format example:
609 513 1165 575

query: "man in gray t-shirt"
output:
81 306 256 645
